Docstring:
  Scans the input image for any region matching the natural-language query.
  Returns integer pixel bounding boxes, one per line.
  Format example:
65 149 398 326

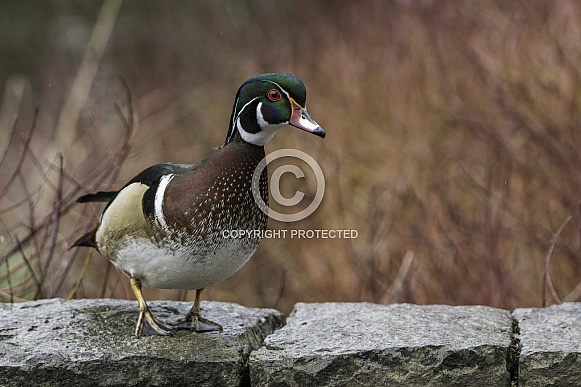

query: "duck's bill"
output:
289 98 325 138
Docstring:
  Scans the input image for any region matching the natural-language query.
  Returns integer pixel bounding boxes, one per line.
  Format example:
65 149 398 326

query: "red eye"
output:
267 89 282 101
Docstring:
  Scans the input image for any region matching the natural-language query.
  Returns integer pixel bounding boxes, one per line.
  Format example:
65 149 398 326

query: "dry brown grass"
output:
1 0 580 313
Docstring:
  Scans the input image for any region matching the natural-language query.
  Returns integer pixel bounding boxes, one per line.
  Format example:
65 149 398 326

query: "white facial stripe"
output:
231 96 240 129
237 96 259 119
235 96 259 143
225 96 241 144
257 101 289 127
264 80 291 100
155 174 175 231
234 83 296 146
236 97 286 145
256 101 267 127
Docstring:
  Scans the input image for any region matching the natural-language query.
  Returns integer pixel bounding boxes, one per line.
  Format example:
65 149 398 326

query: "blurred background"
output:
1 0 580 314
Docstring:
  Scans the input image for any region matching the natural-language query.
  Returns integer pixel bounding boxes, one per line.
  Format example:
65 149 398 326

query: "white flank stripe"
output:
155 174 175 231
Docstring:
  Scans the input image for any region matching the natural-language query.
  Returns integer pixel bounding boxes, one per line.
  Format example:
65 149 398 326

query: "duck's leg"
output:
130 278 175 337
171 288 223 332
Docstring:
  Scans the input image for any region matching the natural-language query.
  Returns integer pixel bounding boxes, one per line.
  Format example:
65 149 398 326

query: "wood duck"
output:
71 73 325 337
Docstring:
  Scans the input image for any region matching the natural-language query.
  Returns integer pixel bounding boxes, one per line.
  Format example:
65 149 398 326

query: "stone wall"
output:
0 299 579 386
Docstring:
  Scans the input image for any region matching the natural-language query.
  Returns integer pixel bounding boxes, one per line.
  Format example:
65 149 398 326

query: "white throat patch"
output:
237 101 287 146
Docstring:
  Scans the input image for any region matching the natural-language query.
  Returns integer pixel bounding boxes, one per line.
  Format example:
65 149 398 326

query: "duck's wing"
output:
76 191 118 203
71 162 197 249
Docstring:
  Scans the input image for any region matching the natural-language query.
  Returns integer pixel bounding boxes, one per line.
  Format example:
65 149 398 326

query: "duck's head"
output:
224 73 325 146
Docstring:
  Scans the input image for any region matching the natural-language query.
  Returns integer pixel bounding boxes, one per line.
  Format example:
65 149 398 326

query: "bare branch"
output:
543 215 572 306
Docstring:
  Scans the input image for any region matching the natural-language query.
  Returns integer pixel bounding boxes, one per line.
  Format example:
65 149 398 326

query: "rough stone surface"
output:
3 300 580 386
513 302 581 387
249 302 513 387
0 298 283 387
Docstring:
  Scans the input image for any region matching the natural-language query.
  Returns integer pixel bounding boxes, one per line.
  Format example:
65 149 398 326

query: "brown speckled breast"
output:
163 141 269 250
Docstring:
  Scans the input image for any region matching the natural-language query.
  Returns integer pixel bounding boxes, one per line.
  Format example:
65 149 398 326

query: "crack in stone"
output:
507 316 521 387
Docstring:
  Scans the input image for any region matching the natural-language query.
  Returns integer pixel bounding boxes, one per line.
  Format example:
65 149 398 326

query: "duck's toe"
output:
136 310 176 337
171 313 222 332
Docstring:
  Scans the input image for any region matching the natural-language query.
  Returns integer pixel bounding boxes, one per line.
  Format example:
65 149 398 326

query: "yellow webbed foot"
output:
131 277 176 337
170 288 223 332
136 308 176 337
